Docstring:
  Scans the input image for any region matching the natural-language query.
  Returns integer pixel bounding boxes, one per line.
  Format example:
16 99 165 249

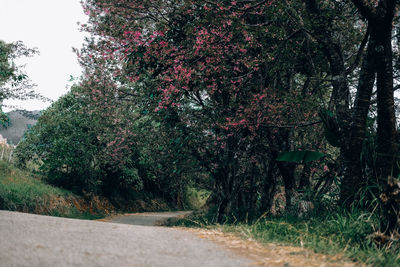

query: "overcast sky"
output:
0 0 88 111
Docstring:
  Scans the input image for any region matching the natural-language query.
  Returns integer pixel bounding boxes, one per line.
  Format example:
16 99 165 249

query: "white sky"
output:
0 0 88 111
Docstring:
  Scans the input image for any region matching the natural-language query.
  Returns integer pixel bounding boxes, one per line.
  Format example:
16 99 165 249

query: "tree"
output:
0 40 43 119
76 0 399 230
303 0 399 232
351 0 399 232
15 85 140 194
79 0 337 221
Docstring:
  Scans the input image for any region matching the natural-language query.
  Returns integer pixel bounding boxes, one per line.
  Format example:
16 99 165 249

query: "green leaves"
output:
319 109 341 147
276 150 326 163
0 110 10 128
0 40 40 101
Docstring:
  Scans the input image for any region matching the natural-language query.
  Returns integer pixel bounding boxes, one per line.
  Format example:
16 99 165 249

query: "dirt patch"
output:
105 196 171 213
178 228 364 267
100 211 192 226
70 195 115 215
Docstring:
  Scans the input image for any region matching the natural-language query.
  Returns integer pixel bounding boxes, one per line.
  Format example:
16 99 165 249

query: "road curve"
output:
0 211 251 267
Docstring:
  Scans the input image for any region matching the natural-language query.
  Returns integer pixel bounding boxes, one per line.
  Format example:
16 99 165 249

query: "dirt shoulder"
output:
178 227 364 267
99 211 363 266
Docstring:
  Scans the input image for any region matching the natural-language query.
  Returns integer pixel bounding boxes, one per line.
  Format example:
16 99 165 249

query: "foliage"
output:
15 84 196 208
184 187 210 210
276 151 326 163
77 0 338 222
13 0 400 239
0 40 46 115
15 85 139 195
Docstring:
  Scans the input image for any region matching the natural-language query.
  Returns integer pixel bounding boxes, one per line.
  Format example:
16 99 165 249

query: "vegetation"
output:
70 0 400 231
169 209 400 266
184 187 210 210
0 110 40 145
0 40 46 121
15 85 197 209
0 161 109 219
0 143 13 162
3 0 400 263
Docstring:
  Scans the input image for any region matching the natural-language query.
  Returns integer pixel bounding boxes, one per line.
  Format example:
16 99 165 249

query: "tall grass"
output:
172 208 400 266
0 161 107 219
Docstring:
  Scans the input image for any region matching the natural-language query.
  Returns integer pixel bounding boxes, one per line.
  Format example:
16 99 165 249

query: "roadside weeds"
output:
178 227 363 267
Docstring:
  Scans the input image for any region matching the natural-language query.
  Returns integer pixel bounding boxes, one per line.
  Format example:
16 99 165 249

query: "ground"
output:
0 210 361 267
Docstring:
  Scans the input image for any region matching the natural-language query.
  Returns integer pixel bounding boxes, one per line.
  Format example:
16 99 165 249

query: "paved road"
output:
0 211 251 267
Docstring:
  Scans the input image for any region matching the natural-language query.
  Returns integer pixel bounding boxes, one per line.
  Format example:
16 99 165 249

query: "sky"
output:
0 0 88 111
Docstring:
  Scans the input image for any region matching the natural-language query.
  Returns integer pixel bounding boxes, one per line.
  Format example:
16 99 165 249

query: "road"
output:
0 210 251 267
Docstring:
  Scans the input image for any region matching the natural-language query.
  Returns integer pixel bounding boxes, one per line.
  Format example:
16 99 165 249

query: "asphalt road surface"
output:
0 211 251 267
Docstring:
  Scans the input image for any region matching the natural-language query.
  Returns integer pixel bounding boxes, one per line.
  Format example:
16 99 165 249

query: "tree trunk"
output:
350 0 398 232
276 161 297 209
373 19 399 233
208 135 242 223
374 26 397 184
340 28 376 205
260 160 279 213
299 164 311 190
304 0 370 206
266 128 298 211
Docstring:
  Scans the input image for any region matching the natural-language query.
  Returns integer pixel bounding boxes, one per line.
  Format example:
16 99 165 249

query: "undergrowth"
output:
184 187 210 210
170 209 400 266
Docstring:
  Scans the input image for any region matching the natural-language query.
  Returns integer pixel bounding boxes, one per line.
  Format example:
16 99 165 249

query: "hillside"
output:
0 110 40 145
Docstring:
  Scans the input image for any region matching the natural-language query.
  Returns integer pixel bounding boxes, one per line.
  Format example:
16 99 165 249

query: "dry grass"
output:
179 227 363 267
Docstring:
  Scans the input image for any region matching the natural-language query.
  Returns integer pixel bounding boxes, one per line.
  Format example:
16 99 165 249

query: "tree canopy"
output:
0 40 45 124
16 0 400 234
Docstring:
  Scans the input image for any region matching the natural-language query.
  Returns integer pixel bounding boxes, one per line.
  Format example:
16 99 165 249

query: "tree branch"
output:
346 26 370 74
350 0 376 21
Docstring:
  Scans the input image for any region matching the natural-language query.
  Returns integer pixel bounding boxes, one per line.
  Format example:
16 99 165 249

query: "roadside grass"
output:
0 161 108 219
170 209 400 266
184 187 210 210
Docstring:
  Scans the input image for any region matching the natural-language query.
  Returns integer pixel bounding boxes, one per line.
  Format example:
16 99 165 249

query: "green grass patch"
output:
184 187 210 210
171 210 400 266
0 161 107 220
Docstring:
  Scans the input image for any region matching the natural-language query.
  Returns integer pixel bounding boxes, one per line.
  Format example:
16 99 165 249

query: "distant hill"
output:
0 110 41 145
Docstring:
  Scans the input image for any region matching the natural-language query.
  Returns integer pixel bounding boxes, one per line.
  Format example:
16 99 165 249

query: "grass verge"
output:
169 210 400 266
0 161 110 219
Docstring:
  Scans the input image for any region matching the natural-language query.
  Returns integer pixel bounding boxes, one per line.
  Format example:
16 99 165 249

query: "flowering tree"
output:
78 0 341 221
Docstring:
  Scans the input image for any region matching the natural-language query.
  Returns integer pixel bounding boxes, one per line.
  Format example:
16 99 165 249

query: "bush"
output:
184 187 210 210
